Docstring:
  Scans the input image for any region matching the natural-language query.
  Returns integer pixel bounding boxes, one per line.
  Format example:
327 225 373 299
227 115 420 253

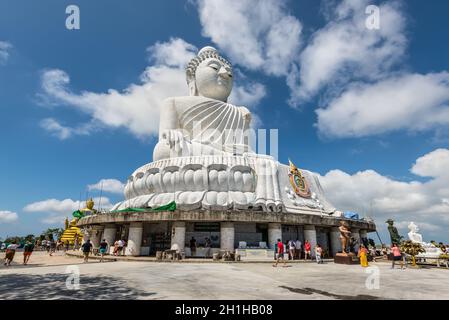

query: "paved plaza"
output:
1 251 448 300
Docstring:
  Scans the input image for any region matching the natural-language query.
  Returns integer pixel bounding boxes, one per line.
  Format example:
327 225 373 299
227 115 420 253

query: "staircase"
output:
60 223 83 245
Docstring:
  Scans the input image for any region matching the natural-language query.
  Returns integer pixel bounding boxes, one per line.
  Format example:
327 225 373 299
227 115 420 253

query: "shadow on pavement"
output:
279 286 382 300
0 273 156 300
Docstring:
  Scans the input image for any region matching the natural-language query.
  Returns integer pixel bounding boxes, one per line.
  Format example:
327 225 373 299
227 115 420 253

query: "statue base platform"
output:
334 253 359 265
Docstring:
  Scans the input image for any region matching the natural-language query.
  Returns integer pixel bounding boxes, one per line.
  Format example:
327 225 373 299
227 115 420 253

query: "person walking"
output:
273 239 287 267
190 237 197 257
23 241 34 265
288 240 296 260
49 240 56 256
304 240 311 260
4 242 18 266
358 244 369 267
116 239 124 256
73 236 79 251
81 239 93 263
315 244 323 264
391 243 404 269
113 240 119 256
99 239 108 262
204 237 211 258
295 239 302 260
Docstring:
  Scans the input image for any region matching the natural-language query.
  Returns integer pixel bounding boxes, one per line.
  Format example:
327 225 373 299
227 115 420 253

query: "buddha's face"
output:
195 58 233 101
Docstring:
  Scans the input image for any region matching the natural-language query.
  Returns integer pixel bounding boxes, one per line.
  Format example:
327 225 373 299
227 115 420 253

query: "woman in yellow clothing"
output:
358 244 369 267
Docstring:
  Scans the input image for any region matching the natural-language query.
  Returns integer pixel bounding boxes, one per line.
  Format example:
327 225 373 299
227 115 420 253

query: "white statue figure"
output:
153 46 253 161
407 222 423 243
407 221 443 258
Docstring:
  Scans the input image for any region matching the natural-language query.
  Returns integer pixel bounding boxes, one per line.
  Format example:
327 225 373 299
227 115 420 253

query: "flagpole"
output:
98 180 104 212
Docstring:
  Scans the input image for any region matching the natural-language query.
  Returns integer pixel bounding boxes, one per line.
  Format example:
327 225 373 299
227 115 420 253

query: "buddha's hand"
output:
161 129 185 153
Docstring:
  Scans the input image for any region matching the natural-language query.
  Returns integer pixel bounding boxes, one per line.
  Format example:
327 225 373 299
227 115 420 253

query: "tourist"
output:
273 239 287 267
23 241 34 265
99 239 108 262
64 240 70 252
49 240 56 256
204 237 211 258
113 240 119 256
73 236 79 251
121 239 127 256
81 239 93 263
117 239 125 256
295 239 302 260
315 244 323 264
190 237 197 257
46 240 51 253
288 240 296 260
358 244 369 267
304 240 311 260
4 241 18 266
274 241 278 260
391 244 404 269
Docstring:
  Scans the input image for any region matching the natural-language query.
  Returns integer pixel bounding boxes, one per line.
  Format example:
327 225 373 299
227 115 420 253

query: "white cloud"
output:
23 197 112 224
0 41 12 64
88 178 125 194
39 38 266 139
40 118 95 140
318 148 449 241
291 0 406 103
197 0 302 77
316 72 449 138
229 82 266 107
0 211 18 223
411 148 449 178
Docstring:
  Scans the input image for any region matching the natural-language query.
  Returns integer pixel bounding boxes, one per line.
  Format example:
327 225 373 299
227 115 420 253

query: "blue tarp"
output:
344 211 360 220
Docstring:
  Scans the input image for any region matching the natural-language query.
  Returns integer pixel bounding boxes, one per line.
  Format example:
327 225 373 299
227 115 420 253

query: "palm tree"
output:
400 240 425 266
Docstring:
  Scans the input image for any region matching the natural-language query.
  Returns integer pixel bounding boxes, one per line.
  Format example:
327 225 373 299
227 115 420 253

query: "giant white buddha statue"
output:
111 46 337 216
153 46 253 161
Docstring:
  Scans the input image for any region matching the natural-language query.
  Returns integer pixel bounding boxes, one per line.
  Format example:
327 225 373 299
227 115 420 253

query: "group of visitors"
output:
3 240 35 267
357 243 407 269
113 239 127 256
273 239 315 262
273 239 324 267
188 237 212 258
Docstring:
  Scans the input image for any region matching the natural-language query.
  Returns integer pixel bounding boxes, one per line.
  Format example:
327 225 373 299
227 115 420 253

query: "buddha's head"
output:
408 221 419 233
186 46 233 102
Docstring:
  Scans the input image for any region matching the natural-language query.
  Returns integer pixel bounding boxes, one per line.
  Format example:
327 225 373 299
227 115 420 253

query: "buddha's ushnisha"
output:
153 46 252 161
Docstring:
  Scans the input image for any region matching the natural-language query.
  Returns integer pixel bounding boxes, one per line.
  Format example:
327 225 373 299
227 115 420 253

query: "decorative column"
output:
360 229 368 247
304 225 317 258
125 222 143 256
220 222 235 252
171 221 186 251
103 224 117 254
89 225 104 249
352 228 360 253
81 228 90 244
268 223 282 250
330 227 342 256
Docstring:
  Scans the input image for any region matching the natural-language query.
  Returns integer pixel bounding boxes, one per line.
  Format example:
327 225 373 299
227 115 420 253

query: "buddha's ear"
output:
188 80 198 96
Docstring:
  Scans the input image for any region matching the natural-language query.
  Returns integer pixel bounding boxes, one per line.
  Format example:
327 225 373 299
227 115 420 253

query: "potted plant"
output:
400 240 425 267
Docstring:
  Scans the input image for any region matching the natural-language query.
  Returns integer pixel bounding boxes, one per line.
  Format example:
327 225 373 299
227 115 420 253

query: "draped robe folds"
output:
176 99 253 156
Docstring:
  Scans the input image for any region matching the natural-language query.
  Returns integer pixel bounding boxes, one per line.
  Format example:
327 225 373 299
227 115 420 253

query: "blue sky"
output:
1 0 449 243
